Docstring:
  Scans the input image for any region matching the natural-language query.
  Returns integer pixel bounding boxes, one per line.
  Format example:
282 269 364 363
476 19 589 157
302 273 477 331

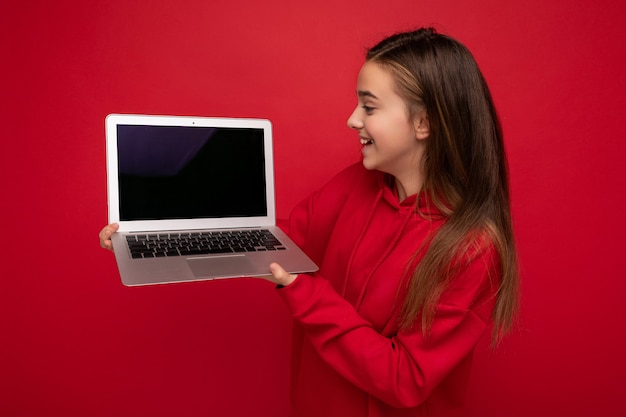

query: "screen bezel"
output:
106 114 275 232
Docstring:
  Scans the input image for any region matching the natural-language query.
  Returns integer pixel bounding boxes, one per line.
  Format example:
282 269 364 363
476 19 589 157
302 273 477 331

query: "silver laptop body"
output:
106 114 318 286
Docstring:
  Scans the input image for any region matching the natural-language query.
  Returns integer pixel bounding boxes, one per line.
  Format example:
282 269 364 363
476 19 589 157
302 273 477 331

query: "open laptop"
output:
106 114 318 286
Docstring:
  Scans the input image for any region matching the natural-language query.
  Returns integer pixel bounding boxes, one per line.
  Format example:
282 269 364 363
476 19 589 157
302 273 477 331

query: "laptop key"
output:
217 246 234 253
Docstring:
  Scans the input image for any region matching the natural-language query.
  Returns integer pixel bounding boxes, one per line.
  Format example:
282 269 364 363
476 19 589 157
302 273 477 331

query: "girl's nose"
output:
347 107 363 130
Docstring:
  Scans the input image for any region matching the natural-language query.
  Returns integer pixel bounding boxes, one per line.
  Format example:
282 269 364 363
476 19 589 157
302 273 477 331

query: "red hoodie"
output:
277 163 499 417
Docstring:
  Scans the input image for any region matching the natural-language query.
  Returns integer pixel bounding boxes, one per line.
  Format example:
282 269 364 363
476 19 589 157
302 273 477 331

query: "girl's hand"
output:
266 262 298 287
99 223 119 251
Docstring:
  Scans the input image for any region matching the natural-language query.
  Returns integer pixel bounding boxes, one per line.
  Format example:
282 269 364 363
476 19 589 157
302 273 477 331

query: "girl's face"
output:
347 61 428 187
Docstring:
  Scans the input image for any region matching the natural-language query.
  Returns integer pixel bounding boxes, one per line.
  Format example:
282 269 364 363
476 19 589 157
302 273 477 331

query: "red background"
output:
2 1 625 416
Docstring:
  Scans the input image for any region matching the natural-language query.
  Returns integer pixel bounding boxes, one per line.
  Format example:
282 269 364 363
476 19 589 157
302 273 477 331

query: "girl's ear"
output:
414 110 430 141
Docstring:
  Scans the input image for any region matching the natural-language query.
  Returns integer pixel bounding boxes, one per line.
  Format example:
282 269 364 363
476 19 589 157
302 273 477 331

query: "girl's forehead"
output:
357 62 394 91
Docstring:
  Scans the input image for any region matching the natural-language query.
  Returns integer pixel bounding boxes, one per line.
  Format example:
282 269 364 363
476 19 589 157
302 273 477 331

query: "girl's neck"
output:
395 176 423 202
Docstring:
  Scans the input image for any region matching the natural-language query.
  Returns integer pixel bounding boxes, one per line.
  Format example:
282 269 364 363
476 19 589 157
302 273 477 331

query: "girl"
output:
100 28 519 417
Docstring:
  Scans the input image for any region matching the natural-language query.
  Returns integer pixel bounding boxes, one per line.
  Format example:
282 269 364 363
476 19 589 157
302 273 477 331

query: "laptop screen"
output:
116 125 267 221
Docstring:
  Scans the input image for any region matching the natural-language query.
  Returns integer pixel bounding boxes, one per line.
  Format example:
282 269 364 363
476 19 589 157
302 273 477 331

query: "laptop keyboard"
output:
125 229 286 259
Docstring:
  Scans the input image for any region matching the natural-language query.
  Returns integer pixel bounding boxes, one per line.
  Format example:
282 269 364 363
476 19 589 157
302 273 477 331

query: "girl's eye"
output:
362 105 375 114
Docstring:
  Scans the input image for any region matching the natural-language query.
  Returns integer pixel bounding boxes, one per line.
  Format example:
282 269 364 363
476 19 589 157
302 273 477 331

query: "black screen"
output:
117 124 267 221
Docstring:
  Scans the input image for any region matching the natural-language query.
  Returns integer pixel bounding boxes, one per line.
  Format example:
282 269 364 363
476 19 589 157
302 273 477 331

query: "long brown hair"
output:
366 28 519 343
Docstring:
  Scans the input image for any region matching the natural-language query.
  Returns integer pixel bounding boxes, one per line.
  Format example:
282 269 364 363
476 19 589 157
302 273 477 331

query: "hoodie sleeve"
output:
276 245 498 408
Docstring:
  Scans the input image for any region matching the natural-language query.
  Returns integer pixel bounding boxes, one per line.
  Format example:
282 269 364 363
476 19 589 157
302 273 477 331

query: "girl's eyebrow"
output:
357 90 379 100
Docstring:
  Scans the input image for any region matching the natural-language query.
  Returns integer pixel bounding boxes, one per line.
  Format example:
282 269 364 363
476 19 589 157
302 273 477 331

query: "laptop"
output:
105 114 318 286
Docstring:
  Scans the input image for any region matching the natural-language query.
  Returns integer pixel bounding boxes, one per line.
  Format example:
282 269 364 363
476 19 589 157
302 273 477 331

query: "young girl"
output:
100 28 519 417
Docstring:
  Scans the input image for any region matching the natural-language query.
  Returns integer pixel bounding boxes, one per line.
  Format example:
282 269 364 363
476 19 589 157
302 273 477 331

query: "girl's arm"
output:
274 246 497 408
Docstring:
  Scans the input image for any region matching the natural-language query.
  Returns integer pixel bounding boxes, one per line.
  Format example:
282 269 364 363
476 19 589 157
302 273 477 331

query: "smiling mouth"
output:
360 138 374 146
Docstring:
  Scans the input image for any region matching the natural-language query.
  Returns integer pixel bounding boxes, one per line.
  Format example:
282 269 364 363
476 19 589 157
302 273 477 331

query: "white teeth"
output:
360 138 373 145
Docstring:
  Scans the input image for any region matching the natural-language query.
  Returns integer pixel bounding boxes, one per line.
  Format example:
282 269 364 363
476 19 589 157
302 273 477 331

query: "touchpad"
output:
187 255 254 278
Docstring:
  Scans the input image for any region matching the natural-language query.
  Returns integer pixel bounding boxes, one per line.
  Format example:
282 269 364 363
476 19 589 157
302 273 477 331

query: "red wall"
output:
2 1 625 416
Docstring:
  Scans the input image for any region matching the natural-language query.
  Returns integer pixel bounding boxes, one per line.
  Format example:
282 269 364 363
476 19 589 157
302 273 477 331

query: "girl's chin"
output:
361 156 377 171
